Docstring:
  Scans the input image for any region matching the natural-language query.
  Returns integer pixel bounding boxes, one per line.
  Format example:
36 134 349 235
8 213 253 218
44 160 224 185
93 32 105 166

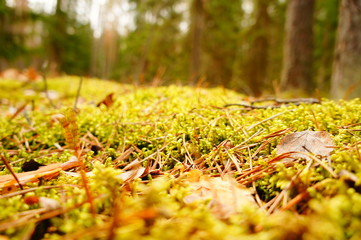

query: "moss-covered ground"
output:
0 77 361 239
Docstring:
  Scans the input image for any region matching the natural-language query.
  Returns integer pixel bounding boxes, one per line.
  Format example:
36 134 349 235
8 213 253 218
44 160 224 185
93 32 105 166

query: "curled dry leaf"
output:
96 92 115 108
276 130 335 161
116 167 146 182
183 170 256 219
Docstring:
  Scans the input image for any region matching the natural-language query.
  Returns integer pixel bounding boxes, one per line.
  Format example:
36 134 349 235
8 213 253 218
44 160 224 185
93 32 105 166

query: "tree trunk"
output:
281 0 315 92
101 25 118 79
49 0 66 75
189 0 205 85
245 0 270 96
331 0 361 99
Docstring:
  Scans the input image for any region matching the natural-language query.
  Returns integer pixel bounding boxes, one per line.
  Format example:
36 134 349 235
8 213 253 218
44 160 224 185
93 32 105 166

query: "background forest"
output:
0 0 360 98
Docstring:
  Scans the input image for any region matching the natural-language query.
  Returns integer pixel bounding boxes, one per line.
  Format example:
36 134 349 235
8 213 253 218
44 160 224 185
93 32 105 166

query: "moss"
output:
0 77 361 238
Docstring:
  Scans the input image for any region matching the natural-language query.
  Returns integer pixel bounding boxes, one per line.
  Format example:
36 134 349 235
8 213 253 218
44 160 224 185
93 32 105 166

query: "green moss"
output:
0 77 361 239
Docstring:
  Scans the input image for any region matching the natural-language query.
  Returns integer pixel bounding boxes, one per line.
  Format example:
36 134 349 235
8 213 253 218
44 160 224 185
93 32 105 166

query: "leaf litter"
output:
276 130 335 161
183 169 256 219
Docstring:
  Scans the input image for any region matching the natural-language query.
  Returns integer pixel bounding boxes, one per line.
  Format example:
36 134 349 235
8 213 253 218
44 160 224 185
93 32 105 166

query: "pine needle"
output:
1 154 23 190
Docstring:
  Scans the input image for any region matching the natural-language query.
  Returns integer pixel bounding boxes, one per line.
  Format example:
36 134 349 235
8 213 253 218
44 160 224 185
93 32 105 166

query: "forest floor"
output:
0 76 361 239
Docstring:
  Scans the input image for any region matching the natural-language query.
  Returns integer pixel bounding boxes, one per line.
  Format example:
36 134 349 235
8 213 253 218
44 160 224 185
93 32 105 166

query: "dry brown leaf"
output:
276 130 335 161
24 67 41 82
187 169 203 182
184 170 256 219
96 92 115 108
116 167 146 182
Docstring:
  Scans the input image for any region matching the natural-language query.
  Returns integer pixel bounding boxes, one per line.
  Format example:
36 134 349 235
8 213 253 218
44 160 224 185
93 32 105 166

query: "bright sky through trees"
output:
5 0 135 36
5 0 256 36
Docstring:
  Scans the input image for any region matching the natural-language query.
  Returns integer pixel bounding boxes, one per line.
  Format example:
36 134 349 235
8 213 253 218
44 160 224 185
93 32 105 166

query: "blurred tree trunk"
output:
0 2 13 70
245 0 270 96
281 0 315 92
49 0 66 75
101 24 118 79
189 0 205 85
314 0 339 93
12 0 29 69
331 0 361 99
203 1 240 87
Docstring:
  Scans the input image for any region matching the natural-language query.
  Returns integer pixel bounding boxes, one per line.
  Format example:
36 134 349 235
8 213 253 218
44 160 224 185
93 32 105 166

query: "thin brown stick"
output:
1 154 23 190
63 224 111 240
79 169 96 217
246 111 290 131
292 151 337 178
310 109 321 130
261 128 293 139
9 103 28 121
238 166 275 185
356 143 361 162
250 97 320 104
0 199 87 231
338 122 361 129
233 128 265 148
114 147 135 168
267 168 304 214
236 152 294 181
42 74 57 109
224 98 320 109
0 184 80 199
107 194 123 240
267 191 285 214
74 76 83 110
280 178 333 211
280 191 310 211
224 103 274 109
226 150 242 173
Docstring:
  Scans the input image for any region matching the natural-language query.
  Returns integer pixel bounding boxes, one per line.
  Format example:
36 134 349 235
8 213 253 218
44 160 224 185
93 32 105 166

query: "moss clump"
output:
0 77 361 239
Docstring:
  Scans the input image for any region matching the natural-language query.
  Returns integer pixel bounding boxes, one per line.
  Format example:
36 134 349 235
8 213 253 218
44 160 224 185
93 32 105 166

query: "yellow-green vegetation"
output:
0 77 361 239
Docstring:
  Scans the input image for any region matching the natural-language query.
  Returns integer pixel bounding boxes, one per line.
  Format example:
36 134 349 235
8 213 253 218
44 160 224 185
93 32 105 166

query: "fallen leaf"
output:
184 171 256 219
96 93 115 108
276 130 335 161
24 67 40 82
187 169 203 182
116 167 146 182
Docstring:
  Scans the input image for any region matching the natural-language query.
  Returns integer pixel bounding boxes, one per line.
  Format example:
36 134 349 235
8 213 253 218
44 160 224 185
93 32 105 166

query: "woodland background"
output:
0 0 360 98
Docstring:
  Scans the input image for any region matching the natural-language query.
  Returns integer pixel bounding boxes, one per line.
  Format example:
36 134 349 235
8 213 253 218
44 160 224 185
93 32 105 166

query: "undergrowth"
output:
0 76 360 239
